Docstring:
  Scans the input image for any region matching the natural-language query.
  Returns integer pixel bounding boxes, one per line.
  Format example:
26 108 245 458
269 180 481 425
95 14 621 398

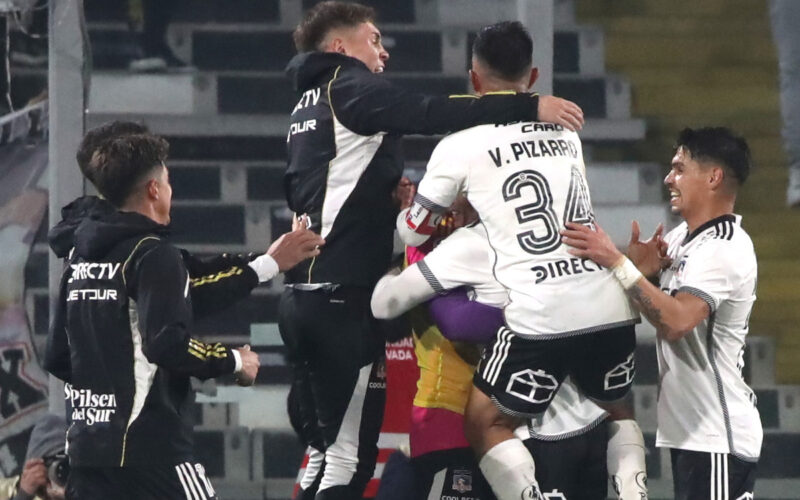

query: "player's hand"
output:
235 345 260 387
537 96 584 132
267 227 325 271
19 458 47 496
393 177 416 211
292 213 311 231
560 221 622 268
626 221 672 278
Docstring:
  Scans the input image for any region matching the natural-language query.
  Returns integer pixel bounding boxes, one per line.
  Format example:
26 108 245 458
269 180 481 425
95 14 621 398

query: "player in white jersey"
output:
561 127 760 499
395 23 646 500
372 214 639 499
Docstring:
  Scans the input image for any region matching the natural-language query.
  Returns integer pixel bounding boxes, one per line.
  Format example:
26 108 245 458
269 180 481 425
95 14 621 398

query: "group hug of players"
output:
43 2 761 500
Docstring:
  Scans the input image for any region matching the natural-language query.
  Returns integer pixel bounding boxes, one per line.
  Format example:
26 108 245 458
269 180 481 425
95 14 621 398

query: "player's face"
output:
664 146 706 217
153 163 173 225
341 22 388 73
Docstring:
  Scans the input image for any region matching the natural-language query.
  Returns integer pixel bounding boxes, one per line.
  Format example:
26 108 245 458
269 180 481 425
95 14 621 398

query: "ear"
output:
329 37 347 55
469 69 481 94
146 179 159 201
527 67 539 89
709 166 725 190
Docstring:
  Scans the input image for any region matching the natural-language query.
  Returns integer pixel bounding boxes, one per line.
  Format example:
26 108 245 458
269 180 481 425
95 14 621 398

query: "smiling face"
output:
664 146 710 218
335 22 389 73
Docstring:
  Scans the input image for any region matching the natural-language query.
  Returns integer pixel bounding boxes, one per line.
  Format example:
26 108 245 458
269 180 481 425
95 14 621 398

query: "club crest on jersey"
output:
543 489 567 500
451 469 472 493
506 369 558 404
604 353 635 391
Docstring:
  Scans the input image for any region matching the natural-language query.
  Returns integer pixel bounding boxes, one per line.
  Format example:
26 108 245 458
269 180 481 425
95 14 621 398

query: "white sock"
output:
607 419 649 499
479 439 543 500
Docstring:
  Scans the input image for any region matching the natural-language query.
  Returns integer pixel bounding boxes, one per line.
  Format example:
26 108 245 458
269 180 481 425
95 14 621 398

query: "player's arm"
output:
330 71 583 136
131 244 244 380
44 272 72 382
371 265 437 319
561 222 710 341
397 142 465 247
183 228 324 317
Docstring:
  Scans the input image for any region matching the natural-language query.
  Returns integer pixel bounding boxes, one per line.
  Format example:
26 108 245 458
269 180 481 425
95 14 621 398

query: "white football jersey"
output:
655 214 762 460
420 223 607 439
415 122 638 338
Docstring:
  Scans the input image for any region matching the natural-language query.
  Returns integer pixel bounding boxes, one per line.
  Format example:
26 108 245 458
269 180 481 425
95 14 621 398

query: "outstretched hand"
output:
560 221 622 268
235 344 260 387
627 220 671 278
268 226 325 271
538 96 584 132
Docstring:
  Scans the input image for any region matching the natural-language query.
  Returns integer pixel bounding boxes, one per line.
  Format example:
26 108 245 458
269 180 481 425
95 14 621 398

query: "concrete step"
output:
586 162 663 204
633 84 780 118
605 36 776 69
625 65 778 89
84 0 281 24
577 0 768 19
590 15 772 36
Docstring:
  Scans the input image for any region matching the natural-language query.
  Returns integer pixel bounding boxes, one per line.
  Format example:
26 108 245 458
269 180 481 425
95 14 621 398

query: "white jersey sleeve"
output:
419 224 507 308
415 139 469 212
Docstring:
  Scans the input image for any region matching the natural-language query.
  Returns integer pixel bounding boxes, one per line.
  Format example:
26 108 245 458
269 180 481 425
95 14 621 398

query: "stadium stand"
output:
13 0 799 497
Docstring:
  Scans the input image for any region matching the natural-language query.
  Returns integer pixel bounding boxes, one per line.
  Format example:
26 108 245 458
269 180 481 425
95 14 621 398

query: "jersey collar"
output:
683 213 737 245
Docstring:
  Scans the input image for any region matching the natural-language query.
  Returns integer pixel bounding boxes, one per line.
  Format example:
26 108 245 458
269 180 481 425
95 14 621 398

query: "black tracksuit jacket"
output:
44 197 257 467
284 52 543 288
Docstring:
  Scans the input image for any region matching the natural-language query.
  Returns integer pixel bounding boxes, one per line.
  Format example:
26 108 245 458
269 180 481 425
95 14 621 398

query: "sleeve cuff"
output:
248 254 280 282
232 349 243 374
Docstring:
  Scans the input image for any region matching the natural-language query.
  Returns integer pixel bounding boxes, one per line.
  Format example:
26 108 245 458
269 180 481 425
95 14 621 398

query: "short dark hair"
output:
293 1 375 52
675 127 752 185
472 21 533 81
87 133 168 208
77 121 149 181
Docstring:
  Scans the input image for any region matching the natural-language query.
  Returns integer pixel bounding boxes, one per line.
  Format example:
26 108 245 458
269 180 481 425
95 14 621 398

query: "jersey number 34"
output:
502 166 594 255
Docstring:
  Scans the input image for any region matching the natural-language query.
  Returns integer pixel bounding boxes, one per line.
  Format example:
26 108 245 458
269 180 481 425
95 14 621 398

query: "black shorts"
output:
670 449 757 500
523 421 609 500
67 462 217 500
412 448 495 500
474 325 636 417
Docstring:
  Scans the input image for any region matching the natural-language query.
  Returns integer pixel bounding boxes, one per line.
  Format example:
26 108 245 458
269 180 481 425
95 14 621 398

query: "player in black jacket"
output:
44 132 322 500
281 3 586 499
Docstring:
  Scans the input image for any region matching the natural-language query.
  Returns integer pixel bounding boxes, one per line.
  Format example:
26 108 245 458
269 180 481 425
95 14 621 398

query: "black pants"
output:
280 286 386 500
523 422 609 500
670 449 757 500
67 462 216 500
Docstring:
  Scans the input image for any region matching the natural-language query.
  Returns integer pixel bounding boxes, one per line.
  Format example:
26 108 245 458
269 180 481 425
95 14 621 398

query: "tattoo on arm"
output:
628 284 667 331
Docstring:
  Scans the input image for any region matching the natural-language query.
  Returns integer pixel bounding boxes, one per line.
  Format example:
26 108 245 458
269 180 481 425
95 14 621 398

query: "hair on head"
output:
675 127 752 185
293 1 375 52
472 21 533 81
86 133 169 208
77 121 150 181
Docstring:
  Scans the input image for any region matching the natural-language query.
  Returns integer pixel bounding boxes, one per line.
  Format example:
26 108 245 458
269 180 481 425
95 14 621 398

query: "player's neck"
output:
479 81 529 94
684 199 736 234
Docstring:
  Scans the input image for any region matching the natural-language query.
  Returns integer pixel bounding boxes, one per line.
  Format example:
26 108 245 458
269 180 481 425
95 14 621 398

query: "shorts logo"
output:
451 469 472 493
506 369 558 404
543 489 567 500
735 494 754 500
604 353 635 391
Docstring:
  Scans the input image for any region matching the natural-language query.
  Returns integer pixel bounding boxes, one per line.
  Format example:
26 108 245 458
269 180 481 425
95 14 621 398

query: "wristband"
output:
612 256 644 290
232 349 243 374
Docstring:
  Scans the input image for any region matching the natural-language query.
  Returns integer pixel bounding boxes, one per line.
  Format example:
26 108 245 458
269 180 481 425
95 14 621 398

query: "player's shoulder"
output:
690 215 756 266
429 222 489 261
